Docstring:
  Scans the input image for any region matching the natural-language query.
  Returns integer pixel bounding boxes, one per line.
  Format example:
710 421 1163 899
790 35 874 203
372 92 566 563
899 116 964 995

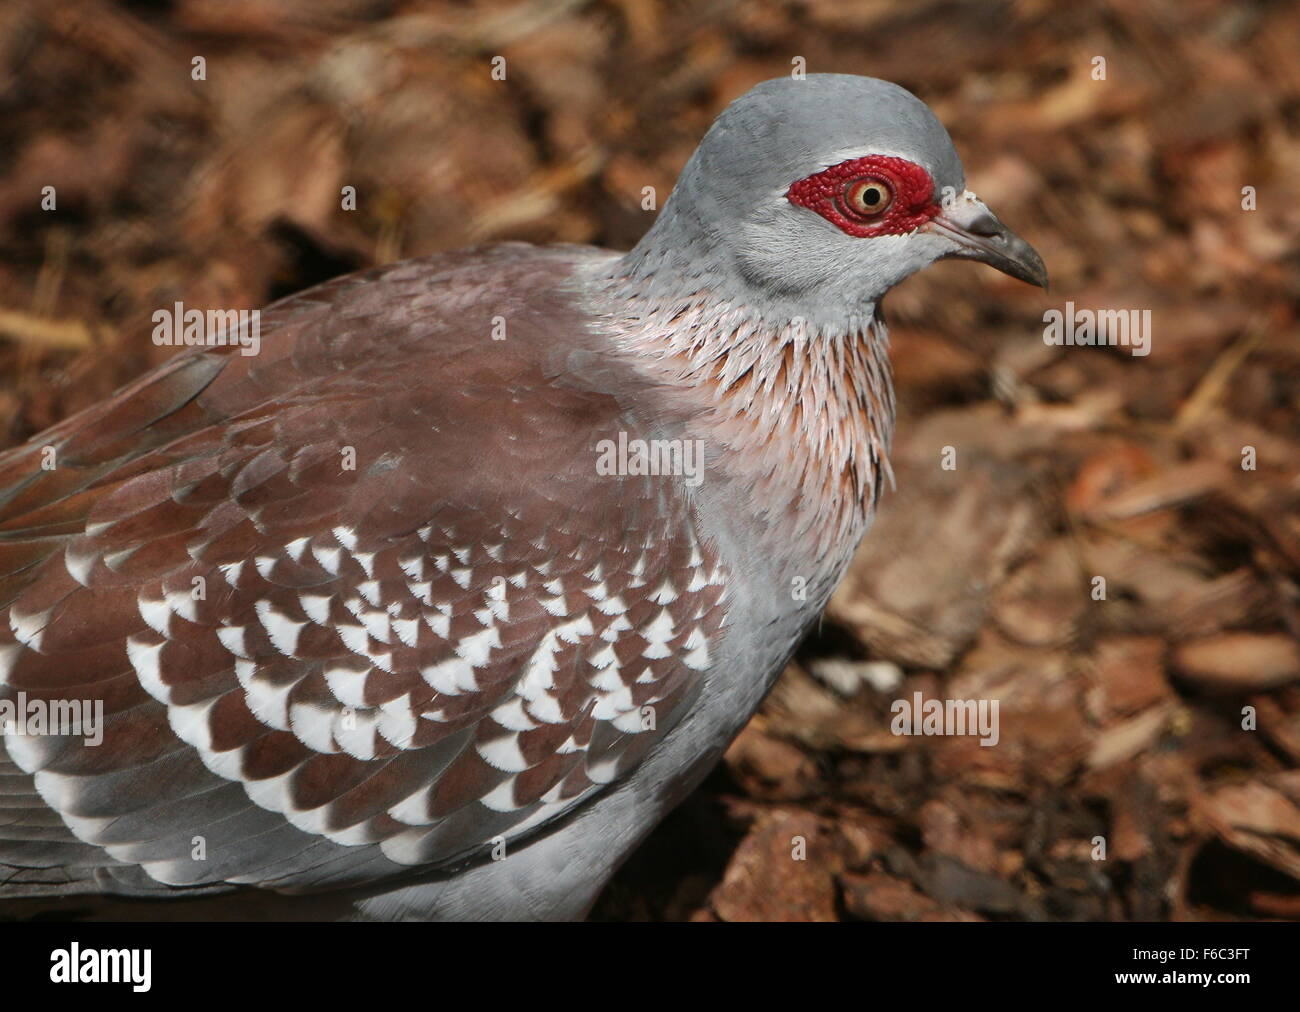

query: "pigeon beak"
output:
925 198 1049 290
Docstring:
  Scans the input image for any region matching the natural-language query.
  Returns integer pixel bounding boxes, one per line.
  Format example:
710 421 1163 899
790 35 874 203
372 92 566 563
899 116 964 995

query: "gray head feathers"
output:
620 75 968 328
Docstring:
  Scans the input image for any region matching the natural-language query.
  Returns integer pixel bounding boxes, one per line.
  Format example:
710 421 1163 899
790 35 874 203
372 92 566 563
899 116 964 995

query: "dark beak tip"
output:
1025 246 1050 291
979 248 1048 290
998 233 1049 291
930 214 1048 292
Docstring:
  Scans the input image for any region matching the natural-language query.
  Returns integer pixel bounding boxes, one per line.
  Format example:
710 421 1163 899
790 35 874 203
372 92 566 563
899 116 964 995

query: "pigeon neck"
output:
590 254 896 571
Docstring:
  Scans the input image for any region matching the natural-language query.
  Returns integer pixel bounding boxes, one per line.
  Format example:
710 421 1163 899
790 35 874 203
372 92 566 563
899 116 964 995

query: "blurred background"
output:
0 0 1297 921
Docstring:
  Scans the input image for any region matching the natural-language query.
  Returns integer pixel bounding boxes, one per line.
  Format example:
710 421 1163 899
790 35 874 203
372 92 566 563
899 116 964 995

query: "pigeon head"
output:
624 74 1047 329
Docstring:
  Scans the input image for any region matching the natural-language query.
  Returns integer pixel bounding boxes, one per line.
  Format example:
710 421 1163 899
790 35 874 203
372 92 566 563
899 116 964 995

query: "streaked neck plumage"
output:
584 212 896 576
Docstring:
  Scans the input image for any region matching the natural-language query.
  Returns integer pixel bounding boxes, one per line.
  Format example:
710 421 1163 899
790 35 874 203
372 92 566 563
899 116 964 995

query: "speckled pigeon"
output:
0 74 1045 921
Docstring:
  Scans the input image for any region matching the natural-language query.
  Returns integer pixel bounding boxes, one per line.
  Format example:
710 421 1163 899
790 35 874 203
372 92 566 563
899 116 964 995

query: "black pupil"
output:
863 187 881 206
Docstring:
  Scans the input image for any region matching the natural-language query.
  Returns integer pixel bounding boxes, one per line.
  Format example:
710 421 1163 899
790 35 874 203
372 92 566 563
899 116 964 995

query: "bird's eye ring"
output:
843 178 893 218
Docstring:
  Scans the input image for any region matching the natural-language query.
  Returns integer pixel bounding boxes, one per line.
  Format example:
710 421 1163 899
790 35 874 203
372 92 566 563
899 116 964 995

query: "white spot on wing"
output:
589 644 618 670
377 696 417 749
165 586 199 623
216 624 250 658
683 627 710 670
290 700 340 753
300 593 331 626
65 548 94 586
422 608 450 639
490 696 538 733
256 600 306 657
596 595 627 616
334 709 379 760
592 685 634 719
591 666 623 692
421 656 474 696
456 626 500 667
237 659 294 730
649 579 678 604
312 543 342 575
9 607 50 651
127 635 168 701
600 614 632 641
477 733 530 773
324 665 369 708
336 623 369 655
480 777 525 812
138 594 171 637
392 617 420 647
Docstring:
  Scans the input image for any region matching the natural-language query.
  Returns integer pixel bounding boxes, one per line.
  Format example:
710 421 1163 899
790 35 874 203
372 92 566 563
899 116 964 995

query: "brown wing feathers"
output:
0 249 728 899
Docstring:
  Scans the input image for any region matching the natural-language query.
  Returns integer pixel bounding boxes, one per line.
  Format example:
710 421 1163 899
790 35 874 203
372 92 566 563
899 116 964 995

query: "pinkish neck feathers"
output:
598 275 896 567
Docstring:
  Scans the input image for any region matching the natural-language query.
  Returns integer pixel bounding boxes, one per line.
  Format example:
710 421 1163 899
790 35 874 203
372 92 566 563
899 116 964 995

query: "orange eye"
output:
844 178 893 217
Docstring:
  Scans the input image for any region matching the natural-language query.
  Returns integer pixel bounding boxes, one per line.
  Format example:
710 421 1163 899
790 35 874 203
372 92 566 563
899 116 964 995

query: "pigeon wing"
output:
0 248 727 898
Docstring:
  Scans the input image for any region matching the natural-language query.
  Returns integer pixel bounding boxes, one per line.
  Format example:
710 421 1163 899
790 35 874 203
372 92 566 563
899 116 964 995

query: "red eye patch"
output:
786 155 941 238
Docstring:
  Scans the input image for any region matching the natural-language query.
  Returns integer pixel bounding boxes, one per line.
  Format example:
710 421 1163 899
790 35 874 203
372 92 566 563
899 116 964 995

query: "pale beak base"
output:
926 206 1049 290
